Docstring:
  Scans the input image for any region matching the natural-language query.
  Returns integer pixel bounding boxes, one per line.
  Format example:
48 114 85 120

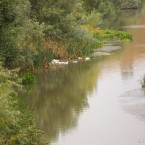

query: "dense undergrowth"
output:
0 64 46 145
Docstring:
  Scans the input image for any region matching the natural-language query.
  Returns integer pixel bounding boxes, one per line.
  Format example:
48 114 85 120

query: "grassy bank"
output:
0 64 46 145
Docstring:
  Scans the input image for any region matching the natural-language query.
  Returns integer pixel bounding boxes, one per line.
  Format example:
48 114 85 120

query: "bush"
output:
93 29 132 41
116 31 132 40
0 65 46 145
21 72 36 85
103 30 132 40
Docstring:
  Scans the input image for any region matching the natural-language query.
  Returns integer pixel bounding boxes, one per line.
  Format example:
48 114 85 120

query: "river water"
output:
29 8 145 145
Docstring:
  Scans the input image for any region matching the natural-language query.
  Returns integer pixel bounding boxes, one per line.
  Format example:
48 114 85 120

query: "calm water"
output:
29 9 145 145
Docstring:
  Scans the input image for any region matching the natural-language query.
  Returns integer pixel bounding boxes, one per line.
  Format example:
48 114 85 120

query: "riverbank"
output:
0 1 142 144
0 0 135 70
48 30 132 67
0 26 133 145
0 64 47 144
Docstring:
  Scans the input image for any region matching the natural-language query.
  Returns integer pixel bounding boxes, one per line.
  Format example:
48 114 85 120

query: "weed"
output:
21 72 36 85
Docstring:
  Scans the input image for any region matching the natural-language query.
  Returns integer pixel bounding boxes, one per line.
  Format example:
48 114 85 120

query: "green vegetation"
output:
21 72 36 85
99 30 132 41
0 0 45 68
0 0 141 144
86 26 132 42
0 0 134 69
0 64 46 145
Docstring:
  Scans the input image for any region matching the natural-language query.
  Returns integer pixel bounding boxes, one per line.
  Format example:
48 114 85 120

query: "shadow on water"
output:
28 60 102 143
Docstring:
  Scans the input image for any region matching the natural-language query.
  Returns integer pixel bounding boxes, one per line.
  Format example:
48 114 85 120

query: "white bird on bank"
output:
85 57 90 61
51 59 59 64
51 59 68 65
72 60 77 63
58 61 68 65
78 57 82 60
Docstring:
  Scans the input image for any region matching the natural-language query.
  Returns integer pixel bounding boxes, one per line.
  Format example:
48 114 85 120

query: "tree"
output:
0 0 44 68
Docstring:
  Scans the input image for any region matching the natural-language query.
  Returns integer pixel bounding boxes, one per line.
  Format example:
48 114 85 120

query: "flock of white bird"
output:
51 57 90 65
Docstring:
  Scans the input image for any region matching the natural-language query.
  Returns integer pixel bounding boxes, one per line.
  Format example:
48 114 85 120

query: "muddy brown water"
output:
29 9 145 145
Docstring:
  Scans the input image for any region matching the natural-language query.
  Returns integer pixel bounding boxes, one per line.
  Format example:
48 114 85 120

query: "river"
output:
29 8 145 145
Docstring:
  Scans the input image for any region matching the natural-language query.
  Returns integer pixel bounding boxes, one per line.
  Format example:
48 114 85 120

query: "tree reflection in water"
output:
28 61 100 144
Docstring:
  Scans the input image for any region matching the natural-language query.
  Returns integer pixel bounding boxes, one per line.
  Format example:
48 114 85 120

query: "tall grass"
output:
0 64 46 145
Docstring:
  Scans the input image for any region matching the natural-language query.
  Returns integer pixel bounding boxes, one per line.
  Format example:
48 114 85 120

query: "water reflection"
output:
29 61 100 143
113 8 145 81
27 7 145 145
119 8 145 123
120 56 134 80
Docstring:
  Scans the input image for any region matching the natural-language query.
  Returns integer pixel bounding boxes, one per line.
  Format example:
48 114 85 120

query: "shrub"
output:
103 30 132 40
93 29 132 41
0 65 46 145
116 31 132 40
21 72 36 85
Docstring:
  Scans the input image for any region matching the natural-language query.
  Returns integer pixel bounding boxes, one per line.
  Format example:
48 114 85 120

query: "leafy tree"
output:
0 0 135 66
0 0 44 68
30 0 101 57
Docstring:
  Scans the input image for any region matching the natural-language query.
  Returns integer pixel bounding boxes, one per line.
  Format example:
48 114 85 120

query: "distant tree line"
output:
0 0 142 69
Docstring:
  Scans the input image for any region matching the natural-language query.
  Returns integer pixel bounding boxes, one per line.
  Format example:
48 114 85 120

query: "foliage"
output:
0 0 44 68
103 30 132 40
29 0 103 58
0 0 138 144
0 64 46 144
93 29 132 41
98 1 116 19
120 0 142 9
0 0 135 68
21 72 36 85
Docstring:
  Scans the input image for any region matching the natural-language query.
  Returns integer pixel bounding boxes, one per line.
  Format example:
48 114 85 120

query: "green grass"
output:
0 65 46 145
103 29 132 41
21 72 36 85
93 29 132 42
